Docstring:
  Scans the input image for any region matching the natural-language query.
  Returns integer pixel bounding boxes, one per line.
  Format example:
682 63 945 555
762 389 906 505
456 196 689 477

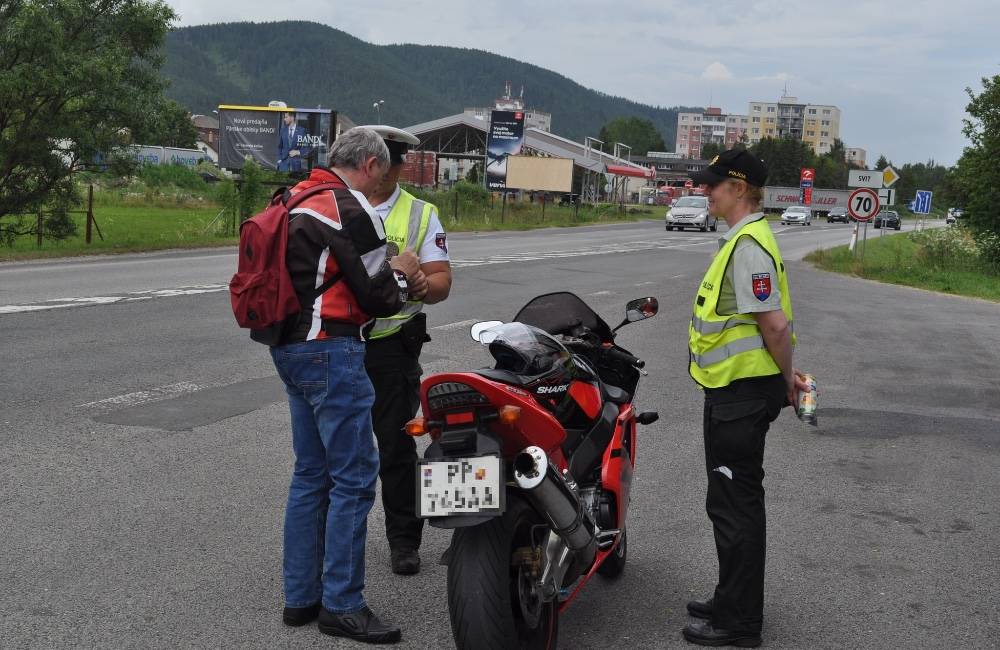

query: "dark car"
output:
874 210 901 230
826 207 850 223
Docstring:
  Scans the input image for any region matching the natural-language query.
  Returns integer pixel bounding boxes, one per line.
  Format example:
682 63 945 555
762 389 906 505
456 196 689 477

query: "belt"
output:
321 320 362 339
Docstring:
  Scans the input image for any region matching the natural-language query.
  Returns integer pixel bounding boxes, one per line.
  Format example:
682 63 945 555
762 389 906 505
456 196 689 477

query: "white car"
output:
780 206 812 226
665 196 717 232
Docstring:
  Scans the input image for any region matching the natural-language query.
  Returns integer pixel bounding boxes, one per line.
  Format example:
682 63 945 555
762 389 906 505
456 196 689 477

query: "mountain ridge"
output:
163 21 701 147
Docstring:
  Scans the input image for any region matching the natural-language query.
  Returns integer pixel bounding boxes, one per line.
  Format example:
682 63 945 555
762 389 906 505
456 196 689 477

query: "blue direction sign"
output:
913 190 933 214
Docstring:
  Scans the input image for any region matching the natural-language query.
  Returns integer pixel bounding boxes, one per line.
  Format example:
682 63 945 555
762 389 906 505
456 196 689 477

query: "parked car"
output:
874 210 901 230
665 196 717 232
780 205 812 226
945 212 957 225
826 206 850 223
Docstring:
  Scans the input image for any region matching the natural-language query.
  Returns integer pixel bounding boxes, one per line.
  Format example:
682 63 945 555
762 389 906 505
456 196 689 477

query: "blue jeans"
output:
270 336 378 614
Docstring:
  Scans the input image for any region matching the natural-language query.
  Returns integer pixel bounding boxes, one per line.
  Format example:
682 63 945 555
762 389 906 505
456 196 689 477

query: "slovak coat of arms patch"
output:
751 273 772 301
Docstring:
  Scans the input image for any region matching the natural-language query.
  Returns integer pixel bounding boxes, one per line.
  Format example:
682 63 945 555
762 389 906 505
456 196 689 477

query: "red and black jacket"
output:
282 167 403 343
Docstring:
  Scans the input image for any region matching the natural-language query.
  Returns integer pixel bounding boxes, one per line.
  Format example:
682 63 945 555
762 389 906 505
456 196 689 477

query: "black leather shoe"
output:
390 548 420 575
318 606 402 644
682 621 761 647
282 602 320 626
686 597 713 619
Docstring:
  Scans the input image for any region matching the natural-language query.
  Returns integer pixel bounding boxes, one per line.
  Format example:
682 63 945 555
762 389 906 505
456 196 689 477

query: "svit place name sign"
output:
848 170 883 188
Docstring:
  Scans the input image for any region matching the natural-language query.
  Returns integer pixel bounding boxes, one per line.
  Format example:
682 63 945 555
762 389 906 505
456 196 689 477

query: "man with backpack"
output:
243 127 418 644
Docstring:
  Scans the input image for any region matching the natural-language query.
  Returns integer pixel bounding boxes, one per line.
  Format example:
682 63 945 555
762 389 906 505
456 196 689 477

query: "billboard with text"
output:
218 105 334 172
485 110 526 190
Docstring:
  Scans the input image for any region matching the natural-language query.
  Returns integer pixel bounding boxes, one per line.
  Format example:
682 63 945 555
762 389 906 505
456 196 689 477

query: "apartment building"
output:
746 96 841 155
675 107 748 159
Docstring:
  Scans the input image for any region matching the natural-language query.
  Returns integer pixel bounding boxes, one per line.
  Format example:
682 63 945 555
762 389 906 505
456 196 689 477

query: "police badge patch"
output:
435 233 447 253
751 273 772 301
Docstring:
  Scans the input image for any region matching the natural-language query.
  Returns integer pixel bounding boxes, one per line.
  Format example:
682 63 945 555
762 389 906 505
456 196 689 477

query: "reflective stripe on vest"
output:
368 189 434 340
688 215 795 388
691 314 794 336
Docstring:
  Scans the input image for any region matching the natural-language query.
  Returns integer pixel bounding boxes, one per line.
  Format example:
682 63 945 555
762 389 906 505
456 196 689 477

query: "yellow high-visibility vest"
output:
688 215 796 388
368 189 434 340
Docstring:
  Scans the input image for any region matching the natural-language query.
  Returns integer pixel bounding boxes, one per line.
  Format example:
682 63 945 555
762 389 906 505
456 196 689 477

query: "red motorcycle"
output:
406 292 659 649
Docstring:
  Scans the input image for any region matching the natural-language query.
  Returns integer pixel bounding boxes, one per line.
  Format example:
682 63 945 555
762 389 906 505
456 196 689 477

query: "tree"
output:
597 117 666 157
874 154 891 170
130 99 198 148
750 137 817 186
700 142 726 162
948 73 1000 234
0 0 177 220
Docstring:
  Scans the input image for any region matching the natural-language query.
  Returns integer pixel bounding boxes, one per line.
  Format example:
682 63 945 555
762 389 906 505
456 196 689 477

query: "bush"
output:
974 230 1000 273
139 164 206 190
908 227 979 270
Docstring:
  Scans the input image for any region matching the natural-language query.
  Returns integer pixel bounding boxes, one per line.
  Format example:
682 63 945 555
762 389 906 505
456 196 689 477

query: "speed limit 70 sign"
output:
848 187 880 222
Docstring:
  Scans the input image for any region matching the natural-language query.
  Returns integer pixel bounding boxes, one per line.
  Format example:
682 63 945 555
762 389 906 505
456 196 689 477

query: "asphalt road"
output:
2 218 996 650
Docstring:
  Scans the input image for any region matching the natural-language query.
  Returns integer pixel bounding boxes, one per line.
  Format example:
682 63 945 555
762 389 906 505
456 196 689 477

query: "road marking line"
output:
1 285 228 314
76 381 204 409
431 319 480 331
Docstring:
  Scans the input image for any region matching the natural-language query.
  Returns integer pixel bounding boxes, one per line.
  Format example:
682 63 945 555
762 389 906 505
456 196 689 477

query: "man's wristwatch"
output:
393 269 409 301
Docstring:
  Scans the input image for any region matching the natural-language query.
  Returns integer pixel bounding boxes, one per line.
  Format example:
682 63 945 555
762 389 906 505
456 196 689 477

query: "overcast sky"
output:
166 0 999 166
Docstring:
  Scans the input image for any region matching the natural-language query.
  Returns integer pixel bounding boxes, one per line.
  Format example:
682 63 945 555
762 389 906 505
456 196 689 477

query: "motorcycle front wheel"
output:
447 495 558 650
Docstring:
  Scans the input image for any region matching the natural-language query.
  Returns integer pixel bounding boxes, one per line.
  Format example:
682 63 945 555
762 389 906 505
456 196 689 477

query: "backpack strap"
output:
284 181 340 210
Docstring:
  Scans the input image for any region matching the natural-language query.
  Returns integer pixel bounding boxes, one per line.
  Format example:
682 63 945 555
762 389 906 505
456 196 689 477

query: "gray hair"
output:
328 127 390 169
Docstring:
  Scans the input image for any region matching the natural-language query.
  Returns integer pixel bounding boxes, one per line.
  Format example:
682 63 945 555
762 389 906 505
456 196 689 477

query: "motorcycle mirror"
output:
613 297 659 333
470 320 504 343
625 297 658 322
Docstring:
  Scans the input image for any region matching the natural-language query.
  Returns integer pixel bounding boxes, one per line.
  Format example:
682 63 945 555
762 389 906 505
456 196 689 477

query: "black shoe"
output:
686 597 713 619
282 602 320 627
390 548 420 575
318 606 402 644
682 621 761 647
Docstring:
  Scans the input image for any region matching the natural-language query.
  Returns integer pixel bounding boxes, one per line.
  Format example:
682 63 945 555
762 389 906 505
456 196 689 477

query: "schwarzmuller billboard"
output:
485 110 526 190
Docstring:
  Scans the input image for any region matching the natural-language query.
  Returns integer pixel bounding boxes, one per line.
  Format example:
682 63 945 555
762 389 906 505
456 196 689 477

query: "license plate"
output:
417 456 503 517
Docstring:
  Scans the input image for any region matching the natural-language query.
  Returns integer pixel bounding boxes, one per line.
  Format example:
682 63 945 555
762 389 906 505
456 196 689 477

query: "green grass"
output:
805 230 1000 302
0 205 235 262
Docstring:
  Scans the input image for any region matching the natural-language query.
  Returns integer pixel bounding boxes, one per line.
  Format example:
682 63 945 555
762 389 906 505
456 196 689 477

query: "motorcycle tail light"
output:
445 411 475 426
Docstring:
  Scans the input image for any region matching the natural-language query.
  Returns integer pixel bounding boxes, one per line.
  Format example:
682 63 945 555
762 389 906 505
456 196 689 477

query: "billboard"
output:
218 104 334 172
505 156 573 193
485 109 526 191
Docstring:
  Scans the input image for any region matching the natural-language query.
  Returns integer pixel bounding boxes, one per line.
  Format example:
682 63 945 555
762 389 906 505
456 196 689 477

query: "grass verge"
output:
804 229 1000 302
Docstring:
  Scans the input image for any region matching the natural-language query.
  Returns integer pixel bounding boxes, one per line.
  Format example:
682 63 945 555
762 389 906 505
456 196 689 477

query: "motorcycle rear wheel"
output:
447 495 558 650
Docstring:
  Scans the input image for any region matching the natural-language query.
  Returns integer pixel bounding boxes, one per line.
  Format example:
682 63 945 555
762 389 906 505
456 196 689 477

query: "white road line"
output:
431 318 480 331
1 284 228 315
76 381 204 409
588 290 613 296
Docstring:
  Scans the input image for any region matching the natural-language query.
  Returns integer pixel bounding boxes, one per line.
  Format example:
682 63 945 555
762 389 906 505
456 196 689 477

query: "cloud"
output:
701 62 733 82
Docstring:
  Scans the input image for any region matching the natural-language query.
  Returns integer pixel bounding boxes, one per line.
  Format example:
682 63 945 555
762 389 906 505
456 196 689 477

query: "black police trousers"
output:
702 373 785 633
365 334 424 551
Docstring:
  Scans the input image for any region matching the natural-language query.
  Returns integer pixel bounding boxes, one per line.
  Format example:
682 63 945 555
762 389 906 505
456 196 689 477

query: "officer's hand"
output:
786 368 811 410
389 250 420 277
408 270 429 301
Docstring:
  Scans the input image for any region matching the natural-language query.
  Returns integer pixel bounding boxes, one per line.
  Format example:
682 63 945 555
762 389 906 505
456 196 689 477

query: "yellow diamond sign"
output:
881 166 899 187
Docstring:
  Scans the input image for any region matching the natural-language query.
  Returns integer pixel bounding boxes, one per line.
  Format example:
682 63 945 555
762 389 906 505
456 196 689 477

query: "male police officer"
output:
361 125 453 575
682 149 810 648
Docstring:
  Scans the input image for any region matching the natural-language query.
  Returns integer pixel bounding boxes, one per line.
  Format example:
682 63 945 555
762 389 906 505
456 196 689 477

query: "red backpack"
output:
229 183 341 345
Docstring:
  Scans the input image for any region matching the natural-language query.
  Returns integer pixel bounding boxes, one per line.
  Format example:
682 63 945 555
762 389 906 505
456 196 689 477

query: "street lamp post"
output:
373 99 385 122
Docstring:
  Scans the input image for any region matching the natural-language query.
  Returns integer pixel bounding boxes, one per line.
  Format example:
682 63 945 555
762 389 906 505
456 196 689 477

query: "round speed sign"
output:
848 187 880 222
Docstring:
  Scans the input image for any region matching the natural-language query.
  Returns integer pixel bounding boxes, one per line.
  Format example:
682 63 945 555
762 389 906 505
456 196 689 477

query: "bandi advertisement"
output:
218 105 334 172
485 109 526 191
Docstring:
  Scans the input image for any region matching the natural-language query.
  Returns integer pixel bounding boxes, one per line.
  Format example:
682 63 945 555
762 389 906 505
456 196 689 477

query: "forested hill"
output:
164 21 700 146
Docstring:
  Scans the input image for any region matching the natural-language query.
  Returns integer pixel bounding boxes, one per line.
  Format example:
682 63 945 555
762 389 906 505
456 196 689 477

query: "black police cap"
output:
690 149 769 187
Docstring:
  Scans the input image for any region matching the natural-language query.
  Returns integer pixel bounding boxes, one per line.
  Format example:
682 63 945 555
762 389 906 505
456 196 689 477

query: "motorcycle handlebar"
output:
602 346 645 369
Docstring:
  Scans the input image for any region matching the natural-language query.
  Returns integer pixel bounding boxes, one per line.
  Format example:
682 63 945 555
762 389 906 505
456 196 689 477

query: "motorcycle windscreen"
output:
513 292 614 341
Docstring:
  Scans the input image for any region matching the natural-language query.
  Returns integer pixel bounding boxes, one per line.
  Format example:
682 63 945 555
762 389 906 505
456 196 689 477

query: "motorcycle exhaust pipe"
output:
513 446 596 563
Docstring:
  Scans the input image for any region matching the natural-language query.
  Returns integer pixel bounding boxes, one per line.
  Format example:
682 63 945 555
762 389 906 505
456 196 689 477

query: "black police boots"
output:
686 597 713 619
682 620 761 648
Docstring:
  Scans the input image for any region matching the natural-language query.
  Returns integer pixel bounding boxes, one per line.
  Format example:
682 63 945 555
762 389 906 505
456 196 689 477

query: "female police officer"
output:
682 149 810 648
